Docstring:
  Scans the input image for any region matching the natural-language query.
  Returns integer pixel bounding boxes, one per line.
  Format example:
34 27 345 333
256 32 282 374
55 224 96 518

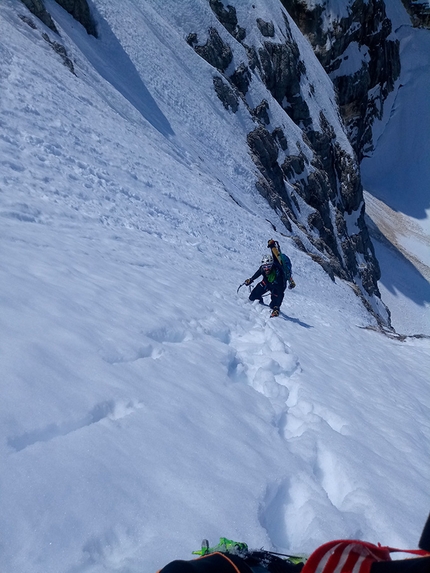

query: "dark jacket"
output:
250 258 286 291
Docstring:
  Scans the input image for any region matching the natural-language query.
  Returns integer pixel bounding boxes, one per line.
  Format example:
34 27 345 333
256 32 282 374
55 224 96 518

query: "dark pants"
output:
249 280 285 309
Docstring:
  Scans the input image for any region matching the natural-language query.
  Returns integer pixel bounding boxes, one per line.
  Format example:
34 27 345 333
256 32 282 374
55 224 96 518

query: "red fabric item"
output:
302 539 430 573
301 541 392 573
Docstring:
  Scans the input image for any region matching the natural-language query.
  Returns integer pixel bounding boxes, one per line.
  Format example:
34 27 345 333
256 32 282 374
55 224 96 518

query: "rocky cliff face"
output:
400 0 430 27
282 0 401 161
187 0 387 321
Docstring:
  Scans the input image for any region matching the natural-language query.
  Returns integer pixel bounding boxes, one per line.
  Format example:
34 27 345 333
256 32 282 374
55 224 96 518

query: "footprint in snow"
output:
7 400 143 452
228 323 300 403
99 342 163 364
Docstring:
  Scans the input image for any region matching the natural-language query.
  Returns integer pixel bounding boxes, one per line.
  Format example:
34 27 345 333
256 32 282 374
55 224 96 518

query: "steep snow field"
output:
0 2 429 573
362 2 430 335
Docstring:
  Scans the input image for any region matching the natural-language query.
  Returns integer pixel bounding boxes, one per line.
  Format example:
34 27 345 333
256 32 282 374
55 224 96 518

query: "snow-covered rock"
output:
283 0 401 160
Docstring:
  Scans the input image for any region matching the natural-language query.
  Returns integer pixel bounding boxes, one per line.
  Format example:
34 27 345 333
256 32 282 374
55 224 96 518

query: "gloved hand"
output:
267 239 276 248
245 278 252 286
288 278 296 289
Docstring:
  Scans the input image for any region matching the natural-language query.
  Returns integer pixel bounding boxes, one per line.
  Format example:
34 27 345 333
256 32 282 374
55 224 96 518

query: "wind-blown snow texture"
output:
0 1 429 573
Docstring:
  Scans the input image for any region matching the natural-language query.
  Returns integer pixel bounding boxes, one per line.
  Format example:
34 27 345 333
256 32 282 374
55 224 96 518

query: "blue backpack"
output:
280 253 292 279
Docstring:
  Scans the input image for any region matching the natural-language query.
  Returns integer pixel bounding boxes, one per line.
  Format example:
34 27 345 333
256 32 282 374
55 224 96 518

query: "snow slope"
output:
361 0 430 335
0 1 429 572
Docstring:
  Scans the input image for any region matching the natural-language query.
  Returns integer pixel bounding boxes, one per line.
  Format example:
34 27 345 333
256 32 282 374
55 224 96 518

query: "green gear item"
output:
266 269 276 283
192 537 248 556
287 555 306 565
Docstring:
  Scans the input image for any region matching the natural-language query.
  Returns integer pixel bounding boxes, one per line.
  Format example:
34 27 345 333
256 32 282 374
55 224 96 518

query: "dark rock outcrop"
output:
19 1 75 73
247 126 294 232
213 76 239 112
256 18 275 37
282 0 401 160
19 0 97 36
54 0 97 36
42 32 76 74
20 0 58 33
187 28 233 73
209 0 246 41
229 63 252 96
400 0 430 27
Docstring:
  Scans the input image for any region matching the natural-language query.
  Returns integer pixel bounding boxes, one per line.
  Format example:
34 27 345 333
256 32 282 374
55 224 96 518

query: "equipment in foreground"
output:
157 513 430 573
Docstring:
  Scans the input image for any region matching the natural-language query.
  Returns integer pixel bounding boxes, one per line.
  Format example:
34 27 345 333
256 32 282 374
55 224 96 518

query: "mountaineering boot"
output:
270 307 280 317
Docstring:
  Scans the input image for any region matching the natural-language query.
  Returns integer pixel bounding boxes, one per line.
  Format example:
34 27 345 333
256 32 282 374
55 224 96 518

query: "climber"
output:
244 240 295 317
